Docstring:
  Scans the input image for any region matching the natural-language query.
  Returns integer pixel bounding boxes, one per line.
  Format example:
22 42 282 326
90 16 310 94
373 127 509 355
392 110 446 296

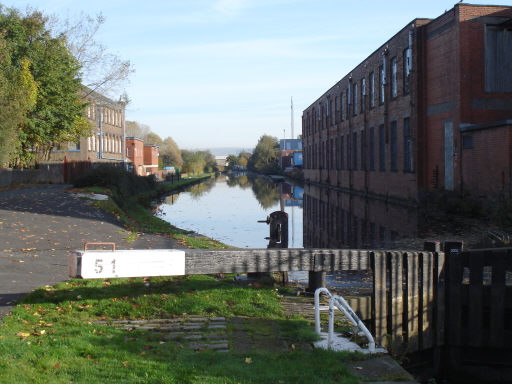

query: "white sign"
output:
69 249 186 279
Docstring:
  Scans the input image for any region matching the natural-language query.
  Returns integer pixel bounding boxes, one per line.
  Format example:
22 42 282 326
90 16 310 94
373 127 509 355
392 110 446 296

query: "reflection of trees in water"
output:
251 177 280 209
226 174 251 189
188 178 216 199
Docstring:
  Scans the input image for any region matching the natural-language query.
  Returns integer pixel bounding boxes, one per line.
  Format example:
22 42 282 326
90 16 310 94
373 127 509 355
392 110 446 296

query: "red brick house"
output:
302 3 512 201
143 145 159 175
125 137 144 175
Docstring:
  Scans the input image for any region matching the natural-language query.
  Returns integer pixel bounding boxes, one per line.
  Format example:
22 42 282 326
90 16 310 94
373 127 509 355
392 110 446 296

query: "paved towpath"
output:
0 184 184 320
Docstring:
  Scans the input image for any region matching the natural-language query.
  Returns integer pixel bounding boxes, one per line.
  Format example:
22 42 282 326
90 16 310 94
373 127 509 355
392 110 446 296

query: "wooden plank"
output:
390 251 404 353
70 248 376 278
406 252 419 352
372 251 388 348
184 249 371 275
467 250 484 347
447 251 463 346
422 251 435 349
435 251 446 346
490 249 506 348
346 296 372 320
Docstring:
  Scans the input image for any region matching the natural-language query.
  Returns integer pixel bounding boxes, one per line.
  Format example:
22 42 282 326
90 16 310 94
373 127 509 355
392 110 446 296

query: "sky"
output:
4 0 512 151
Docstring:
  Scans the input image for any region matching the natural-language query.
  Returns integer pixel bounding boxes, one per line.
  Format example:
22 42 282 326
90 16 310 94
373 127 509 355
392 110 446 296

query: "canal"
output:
156 173 303 249
157 173 491 253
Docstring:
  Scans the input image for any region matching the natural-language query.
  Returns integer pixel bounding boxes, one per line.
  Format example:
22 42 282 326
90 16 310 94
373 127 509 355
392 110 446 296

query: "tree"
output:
0 39 37 166
226 154 239 168
57 12 134 98
239 151 251 167
125 121 150 139
248 135 280 174
181 150 217 174
144 132 163 147
160 137 183 168
181 150 205 175
0 7 91 166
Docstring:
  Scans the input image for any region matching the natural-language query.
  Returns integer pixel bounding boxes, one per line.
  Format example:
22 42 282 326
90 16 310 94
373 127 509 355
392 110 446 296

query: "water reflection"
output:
303 183 420 250
156 173 303 248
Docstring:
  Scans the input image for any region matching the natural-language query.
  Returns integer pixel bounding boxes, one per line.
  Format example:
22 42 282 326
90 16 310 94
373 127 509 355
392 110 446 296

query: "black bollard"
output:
308 271 326 292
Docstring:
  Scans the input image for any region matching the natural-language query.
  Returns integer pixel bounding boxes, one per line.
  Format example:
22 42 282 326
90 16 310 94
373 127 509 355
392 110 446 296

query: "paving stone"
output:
207 324 226 329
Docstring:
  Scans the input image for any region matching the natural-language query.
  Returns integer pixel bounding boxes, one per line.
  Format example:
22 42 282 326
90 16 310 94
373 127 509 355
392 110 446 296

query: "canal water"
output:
156 173 492 290
156 173 303 249
156 173 492 255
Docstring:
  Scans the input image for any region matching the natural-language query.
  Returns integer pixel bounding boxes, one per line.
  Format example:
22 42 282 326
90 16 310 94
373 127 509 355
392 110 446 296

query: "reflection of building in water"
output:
280 182 304 248
303 184 418 250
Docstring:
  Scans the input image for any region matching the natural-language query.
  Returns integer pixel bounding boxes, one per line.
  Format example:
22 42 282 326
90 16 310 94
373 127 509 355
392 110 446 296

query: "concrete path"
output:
0 184 183 319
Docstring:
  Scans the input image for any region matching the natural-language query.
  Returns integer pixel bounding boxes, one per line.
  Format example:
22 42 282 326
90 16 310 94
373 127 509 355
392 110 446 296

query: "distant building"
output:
49 87 126 165
143 145 159 175
280 139 303 170
302 3 512 200
125 137 144 175
215 156 228 170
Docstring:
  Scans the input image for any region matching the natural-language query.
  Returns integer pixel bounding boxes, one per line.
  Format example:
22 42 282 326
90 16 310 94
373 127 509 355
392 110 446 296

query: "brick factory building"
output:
49 88 126 165
302 3 512 201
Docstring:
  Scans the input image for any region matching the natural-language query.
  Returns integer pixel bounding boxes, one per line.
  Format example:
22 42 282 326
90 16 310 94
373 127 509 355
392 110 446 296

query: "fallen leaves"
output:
16 332 30 338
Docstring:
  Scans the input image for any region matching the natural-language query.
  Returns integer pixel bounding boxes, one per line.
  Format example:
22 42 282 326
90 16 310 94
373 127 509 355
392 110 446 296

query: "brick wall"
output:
126 138 144 175
143 145 159 175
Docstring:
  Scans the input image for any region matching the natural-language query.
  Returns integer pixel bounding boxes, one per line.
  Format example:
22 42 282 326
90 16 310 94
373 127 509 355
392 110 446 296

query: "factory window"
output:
391 57 397 99
369 72 375 108
353 131 358 170
404 118 413 171
369 126 375 171
485 25 512 93
390 121 397 171
379 65 385 104
403 49 410 95
379 124 385 171
361 78 366 113
360 129 365 170
353 82 358 116
340 135 345 170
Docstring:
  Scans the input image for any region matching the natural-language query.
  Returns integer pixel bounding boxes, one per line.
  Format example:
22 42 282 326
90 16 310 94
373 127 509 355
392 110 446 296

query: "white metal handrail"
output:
314 288 376 353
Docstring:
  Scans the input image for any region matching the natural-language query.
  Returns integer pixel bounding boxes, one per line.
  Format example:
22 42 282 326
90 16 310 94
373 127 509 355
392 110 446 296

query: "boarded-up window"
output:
379 124 385 171
369 126 375 171
353 131 358 170
340 135 345 170
485 25 512 93
391 121 397 171
403 117 413 172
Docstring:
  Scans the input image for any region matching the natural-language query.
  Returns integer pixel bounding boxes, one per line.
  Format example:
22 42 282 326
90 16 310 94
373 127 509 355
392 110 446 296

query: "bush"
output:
73 164 157 206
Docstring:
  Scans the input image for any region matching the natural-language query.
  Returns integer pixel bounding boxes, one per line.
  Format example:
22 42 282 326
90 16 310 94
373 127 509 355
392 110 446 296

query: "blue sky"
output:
5 0 512 150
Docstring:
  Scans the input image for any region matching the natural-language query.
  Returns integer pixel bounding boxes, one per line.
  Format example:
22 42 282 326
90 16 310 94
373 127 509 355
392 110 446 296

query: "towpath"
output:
0 184 183 319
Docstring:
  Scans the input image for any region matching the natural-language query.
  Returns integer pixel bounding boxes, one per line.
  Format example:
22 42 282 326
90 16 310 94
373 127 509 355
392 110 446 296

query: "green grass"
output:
0 276 362 383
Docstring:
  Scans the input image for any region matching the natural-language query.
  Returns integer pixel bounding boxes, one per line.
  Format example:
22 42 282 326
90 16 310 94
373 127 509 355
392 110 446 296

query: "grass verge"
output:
0 275 361 384
77 175 228 249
